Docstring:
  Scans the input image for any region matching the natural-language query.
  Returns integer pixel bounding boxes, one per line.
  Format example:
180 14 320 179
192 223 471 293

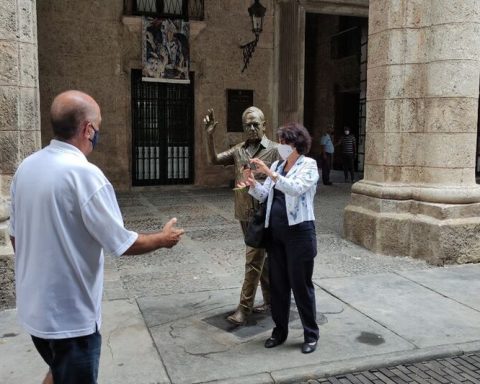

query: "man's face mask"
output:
89 125 99 149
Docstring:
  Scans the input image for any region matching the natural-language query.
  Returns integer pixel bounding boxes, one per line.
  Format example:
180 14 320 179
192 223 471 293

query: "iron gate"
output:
131 69 194 185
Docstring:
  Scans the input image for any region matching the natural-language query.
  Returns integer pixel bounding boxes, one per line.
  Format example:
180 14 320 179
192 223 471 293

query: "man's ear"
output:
82 122 91 139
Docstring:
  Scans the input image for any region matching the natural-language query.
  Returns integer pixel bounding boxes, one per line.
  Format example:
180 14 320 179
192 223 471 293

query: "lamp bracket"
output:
241 35 259 73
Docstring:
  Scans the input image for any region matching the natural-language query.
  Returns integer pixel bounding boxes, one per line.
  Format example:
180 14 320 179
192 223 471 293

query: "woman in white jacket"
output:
240 122 320 354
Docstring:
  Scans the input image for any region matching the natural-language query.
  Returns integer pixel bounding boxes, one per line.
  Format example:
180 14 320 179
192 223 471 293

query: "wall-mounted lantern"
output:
240 0 266 72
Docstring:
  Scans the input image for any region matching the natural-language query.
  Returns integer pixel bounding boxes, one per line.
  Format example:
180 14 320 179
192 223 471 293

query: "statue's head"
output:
242 106 266 143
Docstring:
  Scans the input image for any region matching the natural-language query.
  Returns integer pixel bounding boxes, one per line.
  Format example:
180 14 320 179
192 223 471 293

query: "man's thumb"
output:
165 217 177 229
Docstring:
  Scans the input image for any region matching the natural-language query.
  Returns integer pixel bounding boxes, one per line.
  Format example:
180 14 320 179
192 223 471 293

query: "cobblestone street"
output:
298 352 480 384
113 177 433 303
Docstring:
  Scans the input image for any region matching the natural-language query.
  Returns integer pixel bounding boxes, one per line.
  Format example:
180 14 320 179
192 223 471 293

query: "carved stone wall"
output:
0 0 41 308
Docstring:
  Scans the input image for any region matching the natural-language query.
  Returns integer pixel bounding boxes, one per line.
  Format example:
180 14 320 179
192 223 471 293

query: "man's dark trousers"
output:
321 153 332 185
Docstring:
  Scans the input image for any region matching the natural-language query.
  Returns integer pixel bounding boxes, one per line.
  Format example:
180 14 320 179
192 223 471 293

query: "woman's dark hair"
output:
277 122 312 155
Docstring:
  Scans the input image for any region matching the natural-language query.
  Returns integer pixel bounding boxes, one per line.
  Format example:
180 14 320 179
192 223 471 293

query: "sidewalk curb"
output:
202 341 480 384
271 341 480 383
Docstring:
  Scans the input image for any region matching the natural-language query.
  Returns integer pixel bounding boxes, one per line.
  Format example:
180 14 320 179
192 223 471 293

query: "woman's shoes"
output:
301 340 317 354
265 336 317 353
264 336 286 348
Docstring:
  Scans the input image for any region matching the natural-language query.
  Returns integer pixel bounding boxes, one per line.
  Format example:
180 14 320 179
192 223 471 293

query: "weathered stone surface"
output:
18 130 40 160
430 0 480 25
0 175 13 197
426 60 480 98
0 41 19 85
416 132 476 168
367 64 426 100
368 0 405 35
429 23 480 62
0 85 18 131
404 0 430 28
18 0 36 43
368 28 429 67
0 131 19 174
0 0 17 41
0 253 15 309
424 97 478 133
0 196 8 222
345 195 480 265
18 87 39 131
19 42 38 87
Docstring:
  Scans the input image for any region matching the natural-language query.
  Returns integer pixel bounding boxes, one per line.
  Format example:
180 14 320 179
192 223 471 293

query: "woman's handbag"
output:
244 161 282 248
244 202 268 248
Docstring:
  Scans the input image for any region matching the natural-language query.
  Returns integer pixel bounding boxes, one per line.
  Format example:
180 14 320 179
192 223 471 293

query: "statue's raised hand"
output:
203 108 217 135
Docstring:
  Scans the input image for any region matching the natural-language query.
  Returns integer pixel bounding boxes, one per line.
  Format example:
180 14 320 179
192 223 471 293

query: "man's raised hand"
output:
203 108 217 135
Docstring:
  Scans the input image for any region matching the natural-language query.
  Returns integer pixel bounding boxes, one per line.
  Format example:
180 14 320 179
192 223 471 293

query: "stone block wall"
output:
0 0 41 309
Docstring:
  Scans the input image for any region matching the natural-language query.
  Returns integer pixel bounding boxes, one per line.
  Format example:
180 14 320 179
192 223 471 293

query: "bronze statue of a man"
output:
204 106 280 325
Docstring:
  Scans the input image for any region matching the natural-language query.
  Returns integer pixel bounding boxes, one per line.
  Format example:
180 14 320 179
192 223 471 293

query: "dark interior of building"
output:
304 13 367 172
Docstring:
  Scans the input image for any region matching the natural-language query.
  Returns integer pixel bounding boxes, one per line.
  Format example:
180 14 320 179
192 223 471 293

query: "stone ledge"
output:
344 195 480 265
352 180 480 204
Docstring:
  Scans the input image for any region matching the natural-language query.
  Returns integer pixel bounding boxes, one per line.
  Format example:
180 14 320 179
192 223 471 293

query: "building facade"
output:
1 0 480 306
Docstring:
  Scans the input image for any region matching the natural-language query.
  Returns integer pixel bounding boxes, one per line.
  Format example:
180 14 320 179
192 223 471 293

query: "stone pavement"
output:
1 174 480 383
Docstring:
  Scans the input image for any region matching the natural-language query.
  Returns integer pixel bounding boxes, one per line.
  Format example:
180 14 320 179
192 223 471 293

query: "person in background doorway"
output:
319 126 334 185
203 107 280 325
337 127 356 183
9 90 185 384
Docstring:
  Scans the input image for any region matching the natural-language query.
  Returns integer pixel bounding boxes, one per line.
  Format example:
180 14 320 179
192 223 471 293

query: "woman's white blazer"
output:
248 155 319 228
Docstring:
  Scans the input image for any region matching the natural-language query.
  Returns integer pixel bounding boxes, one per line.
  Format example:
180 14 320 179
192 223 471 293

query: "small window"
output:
227 89 254 133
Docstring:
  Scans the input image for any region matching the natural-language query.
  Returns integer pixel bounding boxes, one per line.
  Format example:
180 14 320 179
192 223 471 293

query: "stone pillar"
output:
344 0 480 265
0 0 41 307
277 0 301 124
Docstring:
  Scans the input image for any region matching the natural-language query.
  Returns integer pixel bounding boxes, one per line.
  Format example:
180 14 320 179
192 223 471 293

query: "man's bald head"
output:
50 90 100 140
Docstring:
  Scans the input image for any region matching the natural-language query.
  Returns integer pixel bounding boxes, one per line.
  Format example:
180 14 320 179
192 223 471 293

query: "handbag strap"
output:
250 160 283 209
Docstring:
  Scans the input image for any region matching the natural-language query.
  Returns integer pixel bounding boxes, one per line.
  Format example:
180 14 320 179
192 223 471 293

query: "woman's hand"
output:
237 168 256 188
249 158 271 177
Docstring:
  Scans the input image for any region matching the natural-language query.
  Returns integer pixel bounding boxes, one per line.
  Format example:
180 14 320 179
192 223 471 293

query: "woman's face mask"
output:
278 143 294 160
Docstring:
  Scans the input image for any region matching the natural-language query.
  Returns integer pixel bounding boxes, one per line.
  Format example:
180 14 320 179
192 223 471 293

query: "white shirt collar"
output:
49 139 87 160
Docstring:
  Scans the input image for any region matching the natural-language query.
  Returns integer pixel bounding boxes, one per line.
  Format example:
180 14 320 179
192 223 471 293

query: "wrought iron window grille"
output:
124 0 204 21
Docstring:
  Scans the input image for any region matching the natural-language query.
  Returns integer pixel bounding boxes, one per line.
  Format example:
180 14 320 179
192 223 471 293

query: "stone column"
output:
0 0 41 307
344 0 480 265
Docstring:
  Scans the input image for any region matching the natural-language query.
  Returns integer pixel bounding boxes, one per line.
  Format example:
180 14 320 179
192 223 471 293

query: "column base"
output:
0 222 15 309
344 192 480 265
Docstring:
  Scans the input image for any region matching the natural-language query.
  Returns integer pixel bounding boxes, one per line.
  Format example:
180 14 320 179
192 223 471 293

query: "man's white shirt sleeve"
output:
81 184 138 257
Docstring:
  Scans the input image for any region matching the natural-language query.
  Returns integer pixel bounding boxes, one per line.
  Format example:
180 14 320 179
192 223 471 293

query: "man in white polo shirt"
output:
9 90 185 384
